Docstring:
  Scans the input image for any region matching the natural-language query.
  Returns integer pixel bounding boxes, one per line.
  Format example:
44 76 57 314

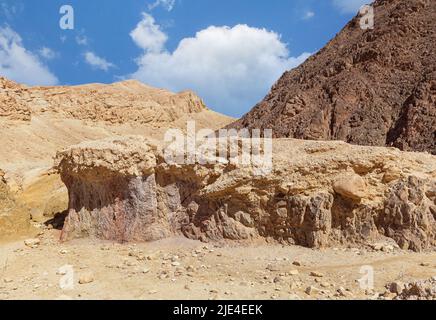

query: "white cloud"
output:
75 34 88 46
84 51 115 71
148 0 176 12
38 47 57 60
303 11 315 20
0 26 58 85
333 0 373 14
128 13 310 115
130 13 167 53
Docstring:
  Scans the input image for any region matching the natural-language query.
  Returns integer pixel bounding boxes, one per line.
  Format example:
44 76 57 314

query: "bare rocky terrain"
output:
0 77 233 238
54 136 436 252
228 0 436 154
0 79 434 300
0 0 435 301
1 232 435 300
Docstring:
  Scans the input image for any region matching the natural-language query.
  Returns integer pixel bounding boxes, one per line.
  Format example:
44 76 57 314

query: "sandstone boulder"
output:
333 174 367 201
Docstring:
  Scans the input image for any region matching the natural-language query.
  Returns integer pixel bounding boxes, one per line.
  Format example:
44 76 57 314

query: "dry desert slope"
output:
0 77 234 238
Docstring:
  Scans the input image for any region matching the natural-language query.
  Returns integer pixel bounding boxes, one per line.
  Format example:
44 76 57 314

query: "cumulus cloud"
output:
84 51 115 71
0 26 58 85
130 13 167 53
128 13 310 116
333 0 373 14
148 0 176 12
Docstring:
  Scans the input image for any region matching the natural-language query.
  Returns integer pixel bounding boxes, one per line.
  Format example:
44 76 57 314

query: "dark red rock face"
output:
60 173 173 242
228 0 436 154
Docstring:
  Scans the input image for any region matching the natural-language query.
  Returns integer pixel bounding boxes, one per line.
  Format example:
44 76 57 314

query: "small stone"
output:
148 290 158 294
186 265 195 272
24 238 40 248
59 249 68 254
3 278 13 283
420 262 430 267
171 261 181 267
142 268 150 274
273 276 282 284
292 261 302 266
78 272 94 284
305 286 321 296
56 269 67 276
266 264 280 272
310 271 324 278
333 173 367 201
289 269 299 276
336 287 351 297
382 245 394 252
388 281 405 294
371 243 383 251
320 282 331 288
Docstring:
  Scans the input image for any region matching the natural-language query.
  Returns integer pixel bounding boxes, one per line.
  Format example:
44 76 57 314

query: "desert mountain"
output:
0 77 233 237
228 0 435 154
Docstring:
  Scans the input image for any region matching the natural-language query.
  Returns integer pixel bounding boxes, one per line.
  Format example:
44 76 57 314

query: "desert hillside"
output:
228 0 435 154
0 0 435 301
0 77 234 236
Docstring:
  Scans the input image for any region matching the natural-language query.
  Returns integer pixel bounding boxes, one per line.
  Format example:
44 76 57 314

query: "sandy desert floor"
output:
0 225 434 300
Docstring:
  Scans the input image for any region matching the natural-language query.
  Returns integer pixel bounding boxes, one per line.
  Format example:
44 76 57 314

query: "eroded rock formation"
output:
227 0 436 154
0 76 233 238
55 136 436 251
0 169 32 239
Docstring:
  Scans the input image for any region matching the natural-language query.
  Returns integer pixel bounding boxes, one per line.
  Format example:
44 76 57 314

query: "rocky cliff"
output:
228 0 436 154
55 136 436 251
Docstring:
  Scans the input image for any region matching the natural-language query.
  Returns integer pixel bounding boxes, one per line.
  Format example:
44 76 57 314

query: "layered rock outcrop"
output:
0 169 32 239
55 136 436 251
227 0 436 154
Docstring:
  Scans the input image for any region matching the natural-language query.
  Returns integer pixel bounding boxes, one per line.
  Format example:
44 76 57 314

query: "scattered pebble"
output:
78 272 94 284
24 238 40 248
310 271 324 278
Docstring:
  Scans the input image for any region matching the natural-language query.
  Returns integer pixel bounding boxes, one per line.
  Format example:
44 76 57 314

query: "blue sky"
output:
0 0 371 117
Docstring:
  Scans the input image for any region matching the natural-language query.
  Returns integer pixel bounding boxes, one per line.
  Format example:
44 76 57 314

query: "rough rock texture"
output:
55 136 436 251
0 76 233 237
0 169 32 239
396 277 436 300
0 77 207 125
228 0 436 154
0 78 31 121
